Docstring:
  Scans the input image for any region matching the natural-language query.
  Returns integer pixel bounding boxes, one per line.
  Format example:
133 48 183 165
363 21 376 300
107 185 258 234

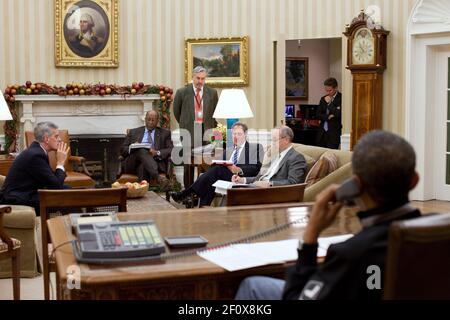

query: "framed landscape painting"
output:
286 57 308 100
184 37 249 87
55 0 119 67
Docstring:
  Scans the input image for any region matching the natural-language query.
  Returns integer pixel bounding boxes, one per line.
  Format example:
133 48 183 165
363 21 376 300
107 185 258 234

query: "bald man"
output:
120 110 174 191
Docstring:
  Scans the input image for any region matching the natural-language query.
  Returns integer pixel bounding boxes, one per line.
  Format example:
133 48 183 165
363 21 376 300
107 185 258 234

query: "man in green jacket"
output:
173 66 218 187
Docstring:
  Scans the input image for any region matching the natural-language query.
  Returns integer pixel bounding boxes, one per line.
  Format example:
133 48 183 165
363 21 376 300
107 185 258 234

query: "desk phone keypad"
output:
76 221 165 259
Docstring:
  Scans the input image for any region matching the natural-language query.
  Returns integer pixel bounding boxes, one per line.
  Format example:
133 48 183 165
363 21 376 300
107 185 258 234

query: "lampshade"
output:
0 91 13 121
213 89 253 119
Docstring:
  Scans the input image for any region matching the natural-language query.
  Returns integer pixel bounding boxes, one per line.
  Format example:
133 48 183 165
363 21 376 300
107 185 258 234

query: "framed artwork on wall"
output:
55 0 119 67
286 57 308 100
184 37 249 87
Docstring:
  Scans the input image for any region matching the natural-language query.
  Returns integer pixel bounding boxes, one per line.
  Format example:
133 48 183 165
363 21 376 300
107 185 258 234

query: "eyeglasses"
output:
272 136 287 142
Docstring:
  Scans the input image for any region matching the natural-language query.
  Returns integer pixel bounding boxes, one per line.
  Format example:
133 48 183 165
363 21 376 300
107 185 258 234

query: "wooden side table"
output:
0 155 15 176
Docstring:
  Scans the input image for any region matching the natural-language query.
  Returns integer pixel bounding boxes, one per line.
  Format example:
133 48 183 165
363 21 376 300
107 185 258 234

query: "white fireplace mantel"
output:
14 94 161 149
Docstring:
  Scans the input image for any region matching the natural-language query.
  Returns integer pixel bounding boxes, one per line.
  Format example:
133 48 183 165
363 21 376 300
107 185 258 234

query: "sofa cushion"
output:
302 153 316 172
305 151 338 187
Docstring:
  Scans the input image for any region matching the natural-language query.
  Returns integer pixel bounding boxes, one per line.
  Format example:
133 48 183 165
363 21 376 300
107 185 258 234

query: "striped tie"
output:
232 146 238 165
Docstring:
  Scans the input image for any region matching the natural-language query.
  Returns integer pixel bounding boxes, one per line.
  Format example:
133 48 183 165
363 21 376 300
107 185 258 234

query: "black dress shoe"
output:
170 191 185 203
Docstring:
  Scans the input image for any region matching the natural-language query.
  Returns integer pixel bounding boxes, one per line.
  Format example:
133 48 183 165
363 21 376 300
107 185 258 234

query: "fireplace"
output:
70 134 125 187
12 94 162 186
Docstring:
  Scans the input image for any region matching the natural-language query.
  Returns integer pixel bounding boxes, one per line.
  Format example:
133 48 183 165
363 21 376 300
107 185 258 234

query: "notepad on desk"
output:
197 234 354 272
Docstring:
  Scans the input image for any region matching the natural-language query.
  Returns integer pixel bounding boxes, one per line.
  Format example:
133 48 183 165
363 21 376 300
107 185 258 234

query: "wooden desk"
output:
48 203 361 300
0 155 15 176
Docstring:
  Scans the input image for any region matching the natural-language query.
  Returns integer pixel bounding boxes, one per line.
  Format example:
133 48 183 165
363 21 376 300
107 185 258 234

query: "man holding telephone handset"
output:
235 130 421 300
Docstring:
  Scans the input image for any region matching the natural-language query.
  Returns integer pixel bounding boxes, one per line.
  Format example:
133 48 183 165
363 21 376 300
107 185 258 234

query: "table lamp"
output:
212 89 253 147
0 91 13 153
0 91 13 121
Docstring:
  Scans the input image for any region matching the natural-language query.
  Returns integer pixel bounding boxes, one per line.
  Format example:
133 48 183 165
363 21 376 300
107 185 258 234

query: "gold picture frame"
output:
55 0 119 68
184 37 249 87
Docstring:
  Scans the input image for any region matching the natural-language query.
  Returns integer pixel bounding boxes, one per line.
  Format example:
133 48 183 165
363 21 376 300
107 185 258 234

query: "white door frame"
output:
406 0 450 200
434 48 450 200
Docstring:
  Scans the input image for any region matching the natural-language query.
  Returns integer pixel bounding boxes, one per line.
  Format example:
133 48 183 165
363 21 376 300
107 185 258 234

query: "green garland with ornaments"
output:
2 81 173 153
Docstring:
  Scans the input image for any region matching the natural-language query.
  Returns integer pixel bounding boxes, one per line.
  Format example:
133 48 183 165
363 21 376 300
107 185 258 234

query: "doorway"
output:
284 38 342 146
406 0 450 201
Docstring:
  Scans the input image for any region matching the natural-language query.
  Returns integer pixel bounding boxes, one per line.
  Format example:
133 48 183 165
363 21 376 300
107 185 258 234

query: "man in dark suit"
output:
0 122 69 216
170 122 264 206
316 77 342 149
232 126 307 188
173 66 219 188
235 130 421 300
120 110 174 191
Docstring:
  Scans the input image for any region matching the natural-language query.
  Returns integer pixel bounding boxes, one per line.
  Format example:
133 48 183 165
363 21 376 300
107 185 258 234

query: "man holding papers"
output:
170 122 263 206
120 110 173 190
235 130 422 300
232 126 306 188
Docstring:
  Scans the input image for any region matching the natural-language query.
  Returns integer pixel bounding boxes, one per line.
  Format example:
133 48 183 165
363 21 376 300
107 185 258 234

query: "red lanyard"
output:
195 89 203 122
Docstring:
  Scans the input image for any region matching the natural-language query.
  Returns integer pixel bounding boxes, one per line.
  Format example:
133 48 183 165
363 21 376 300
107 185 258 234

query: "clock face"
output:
352 28 375 65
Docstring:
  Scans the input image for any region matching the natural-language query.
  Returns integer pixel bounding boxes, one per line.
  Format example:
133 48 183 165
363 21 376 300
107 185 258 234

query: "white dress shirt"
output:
228 142 245 163
258 145 293 181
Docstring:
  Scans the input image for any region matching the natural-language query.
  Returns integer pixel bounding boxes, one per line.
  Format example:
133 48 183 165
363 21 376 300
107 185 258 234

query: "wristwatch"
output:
157 150 161 156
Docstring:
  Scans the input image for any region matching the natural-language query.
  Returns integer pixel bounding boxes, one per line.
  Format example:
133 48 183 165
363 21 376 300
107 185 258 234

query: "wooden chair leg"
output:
12 248 20 300
56 266 61 300
41 225 50 300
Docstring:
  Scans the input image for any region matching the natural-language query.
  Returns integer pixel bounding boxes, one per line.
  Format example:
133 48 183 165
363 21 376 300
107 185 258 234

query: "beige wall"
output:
0 0 416 135
329 38 343 88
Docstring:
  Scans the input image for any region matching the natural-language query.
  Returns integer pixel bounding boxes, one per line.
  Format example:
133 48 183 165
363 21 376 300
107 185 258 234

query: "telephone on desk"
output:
72 219 166 264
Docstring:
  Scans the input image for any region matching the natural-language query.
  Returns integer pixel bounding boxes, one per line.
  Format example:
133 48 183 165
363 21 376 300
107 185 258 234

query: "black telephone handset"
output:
334 178 361 206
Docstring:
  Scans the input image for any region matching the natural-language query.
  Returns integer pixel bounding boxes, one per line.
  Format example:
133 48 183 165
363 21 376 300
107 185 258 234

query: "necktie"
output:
195 88 203 123
147 129 154 147
232 146 238 165
324 99 332 132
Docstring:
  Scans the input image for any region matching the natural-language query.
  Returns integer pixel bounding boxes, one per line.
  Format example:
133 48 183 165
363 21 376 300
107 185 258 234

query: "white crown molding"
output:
410 0 450 34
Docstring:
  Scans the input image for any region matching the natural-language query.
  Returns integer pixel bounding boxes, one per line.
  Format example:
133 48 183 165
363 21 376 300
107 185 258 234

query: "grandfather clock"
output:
343 10 389 149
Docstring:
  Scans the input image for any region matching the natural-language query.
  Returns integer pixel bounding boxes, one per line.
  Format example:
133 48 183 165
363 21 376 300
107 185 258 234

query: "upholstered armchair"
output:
0 205 21 300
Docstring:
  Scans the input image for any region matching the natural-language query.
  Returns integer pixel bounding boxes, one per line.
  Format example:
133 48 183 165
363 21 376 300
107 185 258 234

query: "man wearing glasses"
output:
232 126 306 188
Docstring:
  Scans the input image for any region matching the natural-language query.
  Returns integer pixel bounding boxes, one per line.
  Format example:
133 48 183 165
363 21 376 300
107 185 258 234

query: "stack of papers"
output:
197 234 353 272
212 160 233 166
212 180 255 195
129 143 151 154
